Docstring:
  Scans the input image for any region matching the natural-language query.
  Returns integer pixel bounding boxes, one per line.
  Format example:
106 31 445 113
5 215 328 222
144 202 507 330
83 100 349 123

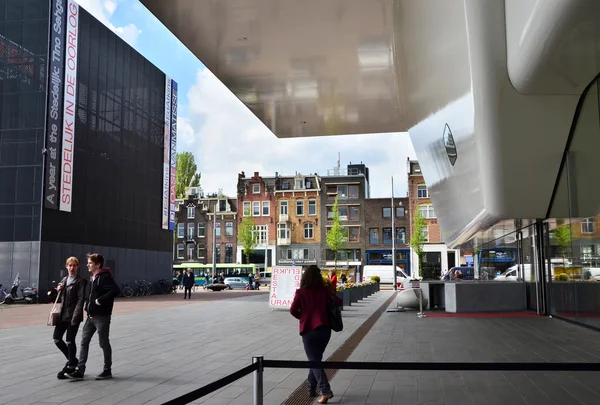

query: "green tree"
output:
238 207 258 264
409 209 427 279
176 152 201 198
326 196 347 270
554 223 572 269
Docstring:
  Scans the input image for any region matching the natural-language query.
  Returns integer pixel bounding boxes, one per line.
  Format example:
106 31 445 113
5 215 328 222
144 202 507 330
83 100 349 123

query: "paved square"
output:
3 290 600 405
0 290 391 405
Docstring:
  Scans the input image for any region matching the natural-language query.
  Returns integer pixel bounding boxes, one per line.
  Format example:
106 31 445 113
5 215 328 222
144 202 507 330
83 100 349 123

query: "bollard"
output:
253 356 264 405
417 288 427 318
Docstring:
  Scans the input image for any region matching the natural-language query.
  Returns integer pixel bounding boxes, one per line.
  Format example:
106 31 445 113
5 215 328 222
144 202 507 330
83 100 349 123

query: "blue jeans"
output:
301 326 332 395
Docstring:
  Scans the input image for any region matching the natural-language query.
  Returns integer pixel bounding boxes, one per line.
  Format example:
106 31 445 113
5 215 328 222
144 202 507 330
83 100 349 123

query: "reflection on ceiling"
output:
139 0 404 137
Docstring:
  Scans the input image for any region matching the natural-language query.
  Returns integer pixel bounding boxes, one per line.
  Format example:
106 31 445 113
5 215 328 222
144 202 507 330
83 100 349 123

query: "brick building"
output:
364 197 412 274
236 172 276 270
173 187 238 266
320 163 370 281
407 158 462 277
274 173 322 266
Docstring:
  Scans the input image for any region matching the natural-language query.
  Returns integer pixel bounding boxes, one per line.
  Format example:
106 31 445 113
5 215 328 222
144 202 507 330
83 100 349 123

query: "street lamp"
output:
391 177 397 290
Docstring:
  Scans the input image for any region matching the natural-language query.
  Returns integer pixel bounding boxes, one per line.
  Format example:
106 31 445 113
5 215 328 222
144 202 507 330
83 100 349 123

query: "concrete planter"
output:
336 291 344 310
350 288 361 302
342 289 351 306
362 286 368 298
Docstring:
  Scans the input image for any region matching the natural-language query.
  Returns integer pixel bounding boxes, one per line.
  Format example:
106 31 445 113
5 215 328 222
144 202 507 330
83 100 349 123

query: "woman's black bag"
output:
327 293 343 332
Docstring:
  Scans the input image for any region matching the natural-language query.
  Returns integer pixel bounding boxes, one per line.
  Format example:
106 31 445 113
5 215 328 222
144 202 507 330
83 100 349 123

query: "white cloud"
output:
178 69 417 198
103 0 117 15
76 0 142 46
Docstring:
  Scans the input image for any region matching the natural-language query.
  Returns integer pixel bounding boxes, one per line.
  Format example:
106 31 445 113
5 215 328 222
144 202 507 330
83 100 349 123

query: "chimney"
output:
254 171 259 177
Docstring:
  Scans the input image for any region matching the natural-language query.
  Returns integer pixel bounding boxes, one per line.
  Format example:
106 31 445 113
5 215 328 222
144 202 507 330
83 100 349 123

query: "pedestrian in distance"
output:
290 265 342 404
53 256 87 379
328 269 337 291
66 253 120 381
183 268 194 299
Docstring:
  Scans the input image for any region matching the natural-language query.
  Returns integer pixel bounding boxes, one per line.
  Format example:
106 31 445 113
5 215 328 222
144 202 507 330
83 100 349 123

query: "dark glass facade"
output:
42 6 169 252
0 0 49 242
0 0 173 292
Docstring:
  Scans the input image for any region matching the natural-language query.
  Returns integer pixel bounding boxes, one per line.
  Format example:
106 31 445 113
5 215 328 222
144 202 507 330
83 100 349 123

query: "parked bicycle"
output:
122 281 134 298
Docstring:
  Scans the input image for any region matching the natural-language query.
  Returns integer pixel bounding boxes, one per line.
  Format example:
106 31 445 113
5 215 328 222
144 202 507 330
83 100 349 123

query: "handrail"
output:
163 357 600 404
263 359 600 372
161 362 258 405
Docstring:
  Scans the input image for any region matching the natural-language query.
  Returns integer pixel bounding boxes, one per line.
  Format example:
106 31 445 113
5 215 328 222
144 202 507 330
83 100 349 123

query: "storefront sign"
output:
44 0 67 209
162 77 171 229
168 81 178 231
268 266 301 309
59 0 79 212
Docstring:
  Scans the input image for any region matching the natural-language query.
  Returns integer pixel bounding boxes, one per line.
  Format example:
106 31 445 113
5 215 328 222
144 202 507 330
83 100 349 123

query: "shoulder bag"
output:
47 289 62 327
327 291 343 332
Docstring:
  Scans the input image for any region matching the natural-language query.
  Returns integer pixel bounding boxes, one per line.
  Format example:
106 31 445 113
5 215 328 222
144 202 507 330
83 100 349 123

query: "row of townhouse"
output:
173 161 473 278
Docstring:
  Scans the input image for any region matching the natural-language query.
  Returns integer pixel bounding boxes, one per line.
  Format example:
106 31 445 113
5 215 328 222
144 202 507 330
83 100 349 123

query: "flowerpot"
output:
336 291 344 310
362 286 368 298
350 288 360 302
343 289 351 306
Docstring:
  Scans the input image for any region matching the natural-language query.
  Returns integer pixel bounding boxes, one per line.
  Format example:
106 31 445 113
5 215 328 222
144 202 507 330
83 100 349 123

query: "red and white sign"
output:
59 0 79 212
268 266 302 309
162 77 172 229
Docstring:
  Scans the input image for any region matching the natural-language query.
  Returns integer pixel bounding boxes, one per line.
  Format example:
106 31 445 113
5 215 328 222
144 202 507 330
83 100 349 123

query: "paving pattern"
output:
3 290 600 405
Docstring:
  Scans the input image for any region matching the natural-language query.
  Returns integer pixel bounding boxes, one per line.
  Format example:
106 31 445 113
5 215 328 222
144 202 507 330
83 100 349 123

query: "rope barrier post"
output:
253 356 264 405
417 288 427 318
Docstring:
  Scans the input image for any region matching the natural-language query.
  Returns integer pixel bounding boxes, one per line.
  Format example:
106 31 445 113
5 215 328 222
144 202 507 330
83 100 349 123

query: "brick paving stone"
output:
332 308 600 405
0 291 391 405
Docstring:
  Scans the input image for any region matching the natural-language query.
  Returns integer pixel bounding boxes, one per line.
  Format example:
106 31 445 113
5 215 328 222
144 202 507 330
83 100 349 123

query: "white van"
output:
362 265 411 287
494 264 534 281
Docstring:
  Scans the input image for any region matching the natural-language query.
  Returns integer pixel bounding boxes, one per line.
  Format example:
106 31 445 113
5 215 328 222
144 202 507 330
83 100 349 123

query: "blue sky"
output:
76 0 417 197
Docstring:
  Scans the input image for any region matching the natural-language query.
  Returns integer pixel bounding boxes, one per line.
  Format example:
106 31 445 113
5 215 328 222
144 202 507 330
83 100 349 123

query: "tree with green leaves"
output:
238 207 258 265
176 152 201 198
554 223 572 269
409 209 428 279
326 196 347 270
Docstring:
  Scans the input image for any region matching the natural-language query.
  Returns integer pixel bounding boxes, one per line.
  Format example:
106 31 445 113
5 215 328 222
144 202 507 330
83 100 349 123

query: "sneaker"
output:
57 362 74 380
95 370 112 380
66 369 84 381
308 391 317 398
318 393 334 404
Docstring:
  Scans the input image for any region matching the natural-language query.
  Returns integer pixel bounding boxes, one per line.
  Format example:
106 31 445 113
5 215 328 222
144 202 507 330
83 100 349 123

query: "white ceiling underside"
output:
140 0 600 245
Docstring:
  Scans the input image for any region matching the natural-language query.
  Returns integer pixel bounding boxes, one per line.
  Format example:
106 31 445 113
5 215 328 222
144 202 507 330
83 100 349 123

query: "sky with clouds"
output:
76 0 417 198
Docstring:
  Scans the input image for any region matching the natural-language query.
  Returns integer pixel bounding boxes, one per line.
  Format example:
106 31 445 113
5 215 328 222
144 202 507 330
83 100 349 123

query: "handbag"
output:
327 292 343 332
47 289 62 327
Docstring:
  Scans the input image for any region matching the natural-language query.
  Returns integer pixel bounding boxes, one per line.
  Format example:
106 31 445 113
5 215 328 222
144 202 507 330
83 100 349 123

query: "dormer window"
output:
282 181 290 190
187 206 195 219
295 179 304 189
252 183 260 194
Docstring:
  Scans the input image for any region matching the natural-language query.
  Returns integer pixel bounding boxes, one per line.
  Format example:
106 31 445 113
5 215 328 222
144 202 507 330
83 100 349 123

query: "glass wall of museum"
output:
545 74 600 328
475 224 542 312
0 0 49 242
41 6 170 252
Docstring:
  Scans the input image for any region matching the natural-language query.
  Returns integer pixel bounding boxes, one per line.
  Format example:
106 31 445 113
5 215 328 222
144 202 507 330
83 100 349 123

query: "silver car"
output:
224 277 248 290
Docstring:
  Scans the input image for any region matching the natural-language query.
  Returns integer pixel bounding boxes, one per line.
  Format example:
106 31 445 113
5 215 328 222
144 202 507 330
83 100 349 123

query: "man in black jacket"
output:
67 253 120 381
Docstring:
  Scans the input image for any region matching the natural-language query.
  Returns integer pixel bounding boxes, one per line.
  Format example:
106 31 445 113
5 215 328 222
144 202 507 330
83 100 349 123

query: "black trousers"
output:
53 321 80 368
301 326 332 395
184 286 192 298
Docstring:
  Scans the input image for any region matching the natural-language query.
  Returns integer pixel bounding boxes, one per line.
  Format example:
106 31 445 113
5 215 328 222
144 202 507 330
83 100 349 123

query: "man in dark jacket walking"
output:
67 253 120 381
183 268 194 299
53 256 87 379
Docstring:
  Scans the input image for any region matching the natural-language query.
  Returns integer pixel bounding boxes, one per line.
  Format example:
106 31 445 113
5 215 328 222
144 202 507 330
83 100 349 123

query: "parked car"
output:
224 277 247 290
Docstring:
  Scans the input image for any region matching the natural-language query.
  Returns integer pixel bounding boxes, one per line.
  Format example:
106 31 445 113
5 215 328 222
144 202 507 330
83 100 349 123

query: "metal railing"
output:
163 356 600 405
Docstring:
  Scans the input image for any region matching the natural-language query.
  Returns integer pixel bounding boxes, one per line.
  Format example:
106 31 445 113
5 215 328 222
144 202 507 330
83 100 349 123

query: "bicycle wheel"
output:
123 287 134 298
